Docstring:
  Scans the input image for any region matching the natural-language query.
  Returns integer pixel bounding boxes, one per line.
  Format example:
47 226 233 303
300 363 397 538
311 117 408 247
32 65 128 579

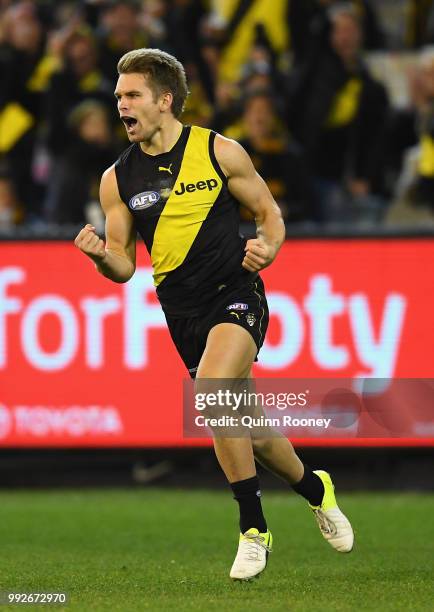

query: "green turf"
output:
0 489 432 611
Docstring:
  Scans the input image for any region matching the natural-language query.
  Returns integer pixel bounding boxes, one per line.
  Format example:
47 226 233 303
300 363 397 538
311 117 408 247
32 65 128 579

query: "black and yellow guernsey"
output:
115 125 253 317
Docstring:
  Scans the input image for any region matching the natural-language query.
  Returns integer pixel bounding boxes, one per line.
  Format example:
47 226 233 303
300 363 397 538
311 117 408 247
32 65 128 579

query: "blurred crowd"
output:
2 0 434 231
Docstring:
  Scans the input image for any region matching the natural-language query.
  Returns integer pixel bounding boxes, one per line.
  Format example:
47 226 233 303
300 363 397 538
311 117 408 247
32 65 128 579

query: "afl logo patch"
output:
129 191 160 210
226 303 248 311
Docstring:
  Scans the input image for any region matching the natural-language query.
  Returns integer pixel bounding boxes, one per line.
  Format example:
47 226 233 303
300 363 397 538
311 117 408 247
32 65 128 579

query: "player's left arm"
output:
214 134 285 272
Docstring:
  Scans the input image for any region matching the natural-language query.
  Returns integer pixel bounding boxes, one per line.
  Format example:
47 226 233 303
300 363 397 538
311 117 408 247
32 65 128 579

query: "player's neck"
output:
139 119 183 156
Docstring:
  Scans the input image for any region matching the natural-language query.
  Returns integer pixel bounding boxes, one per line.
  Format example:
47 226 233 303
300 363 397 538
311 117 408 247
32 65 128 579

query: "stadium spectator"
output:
382 59 422 197
405 0 434 48
288 0 385 65
44 27 115 155
180 62 213 127
1 0 434 230
95 0 148 87
387 47 434 224
373 1 434 50
44 99 117 226
210 79 241 137
209 0 290 84
0 1 58 219
240 32 285 93
165 0 216 104
235 90 313 222
287 4 389 222
212 35 284 138
412 49 434 207
0 170 22 228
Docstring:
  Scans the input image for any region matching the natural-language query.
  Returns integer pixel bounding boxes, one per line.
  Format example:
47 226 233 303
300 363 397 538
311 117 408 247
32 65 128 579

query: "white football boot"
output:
310 470 354 553
230 528 273 580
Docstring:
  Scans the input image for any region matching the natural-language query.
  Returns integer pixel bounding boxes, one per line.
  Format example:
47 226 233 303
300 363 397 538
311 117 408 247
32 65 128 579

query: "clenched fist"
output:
242 238 275 272
74 224 106 262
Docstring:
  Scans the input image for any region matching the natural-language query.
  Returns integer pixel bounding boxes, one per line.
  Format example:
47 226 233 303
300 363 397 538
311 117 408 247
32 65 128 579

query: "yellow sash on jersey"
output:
418 134 434 177
151 126 223 286
27 55 60 92
79 71 104 92
325 78 362 128
217 0 289 83
0 103 34 152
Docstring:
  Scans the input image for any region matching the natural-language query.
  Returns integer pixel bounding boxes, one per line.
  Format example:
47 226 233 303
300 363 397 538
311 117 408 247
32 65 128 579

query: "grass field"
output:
0 489 432 611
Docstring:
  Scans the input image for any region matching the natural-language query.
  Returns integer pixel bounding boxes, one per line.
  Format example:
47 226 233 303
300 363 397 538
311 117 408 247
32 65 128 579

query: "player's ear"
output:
160 92 173 113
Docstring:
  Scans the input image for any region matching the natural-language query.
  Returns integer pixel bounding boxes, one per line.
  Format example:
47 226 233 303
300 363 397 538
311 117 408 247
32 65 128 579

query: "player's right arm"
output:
74 165 136 283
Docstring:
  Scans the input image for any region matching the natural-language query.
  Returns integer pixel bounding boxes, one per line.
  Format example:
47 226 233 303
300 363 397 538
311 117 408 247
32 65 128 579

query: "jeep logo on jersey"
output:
129 191 160 210
174 178 218 196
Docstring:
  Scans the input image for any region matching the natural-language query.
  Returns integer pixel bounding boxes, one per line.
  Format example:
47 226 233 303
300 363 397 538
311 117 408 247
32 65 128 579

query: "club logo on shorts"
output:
129 191 160 210
246 313 256 327
226 303 248 311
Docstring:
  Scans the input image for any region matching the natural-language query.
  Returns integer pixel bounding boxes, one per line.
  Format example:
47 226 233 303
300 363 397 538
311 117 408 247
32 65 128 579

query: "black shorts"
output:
164 276 269 378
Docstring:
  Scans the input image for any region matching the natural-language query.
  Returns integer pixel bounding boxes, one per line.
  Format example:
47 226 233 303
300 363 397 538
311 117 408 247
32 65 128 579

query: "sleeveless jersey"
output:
115 125 252 316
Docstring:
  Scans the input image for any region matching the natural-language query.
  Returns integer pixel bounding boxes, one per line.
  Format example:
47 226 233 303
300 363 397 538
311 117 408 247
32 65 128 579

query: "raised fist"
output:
74 224 106 262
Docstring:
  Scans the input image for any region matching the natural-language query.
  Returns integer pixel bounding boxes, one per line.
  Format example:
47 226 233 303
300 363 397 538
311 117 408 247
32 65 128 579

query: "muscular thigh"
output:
165 277 269 379
197 323 257 378
197 276 269 378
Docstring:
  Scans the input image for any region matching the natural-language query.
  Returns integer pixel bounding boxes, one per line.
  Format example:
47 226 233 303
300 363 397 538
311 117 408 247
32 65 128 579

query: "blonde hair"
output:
118 48 189 118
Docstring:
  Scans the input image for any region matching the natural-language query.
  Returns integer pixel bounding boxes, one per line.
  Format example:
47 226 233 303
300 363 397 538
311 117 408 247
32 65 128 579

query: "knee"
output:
251 437 273 457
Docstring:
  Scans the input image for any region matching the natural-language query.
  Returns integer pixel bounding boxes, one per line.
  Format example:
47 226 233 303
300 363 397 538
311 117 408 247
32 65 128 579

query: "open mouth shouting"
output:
121 116 138 133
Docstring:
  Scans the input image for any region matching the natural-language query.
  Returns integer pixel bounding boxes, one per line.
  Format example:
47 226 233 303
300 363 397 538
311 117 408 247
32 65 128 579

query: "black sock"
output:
230 475 267 534
291 465 325 506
